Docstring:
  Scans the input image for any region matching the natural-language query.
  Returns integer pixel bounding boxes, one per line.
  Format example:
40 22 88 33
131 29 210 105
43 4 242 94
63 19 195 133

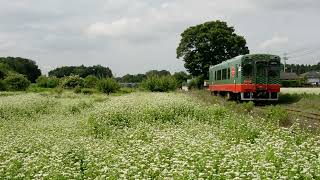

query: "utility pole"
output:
283 53 288 72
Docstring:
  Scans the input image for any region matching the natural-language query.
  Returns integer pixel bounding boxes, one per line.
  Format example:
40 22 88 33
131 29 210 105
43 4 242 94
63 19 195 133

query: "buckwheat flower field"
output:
0 92 320 179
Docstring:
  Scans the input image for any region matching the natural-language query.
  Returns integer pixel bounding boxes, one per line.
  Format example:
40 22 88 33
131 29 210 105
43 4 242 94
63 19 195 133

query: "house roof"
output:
301 71 320 78
280 72 299 80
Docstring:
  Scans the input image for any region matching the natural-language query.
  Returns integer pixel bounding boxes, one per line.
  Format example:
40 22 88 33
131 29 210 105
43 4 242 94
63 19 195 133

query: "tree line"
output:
285 62 320 75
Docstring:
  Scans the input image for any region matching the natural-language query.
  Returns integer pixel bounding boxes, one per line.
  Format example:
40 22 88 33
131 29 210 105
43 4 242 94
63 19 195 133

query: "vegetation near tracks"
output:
1 92 320 179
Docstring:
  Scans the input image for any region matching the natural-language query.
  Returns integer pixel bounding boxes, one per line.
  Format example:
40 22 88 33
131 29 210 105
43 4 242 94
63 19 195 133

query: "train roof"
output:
210 54 280 69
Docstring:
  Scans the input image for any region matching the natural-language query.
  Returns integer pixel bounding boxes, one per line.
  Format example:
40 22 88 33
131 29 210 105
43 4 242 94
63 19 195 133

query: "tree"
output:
0 57 41 82
176 20 249 78
173 71 191 88
48 65 113 78
118 74 146 83
145 70 171 77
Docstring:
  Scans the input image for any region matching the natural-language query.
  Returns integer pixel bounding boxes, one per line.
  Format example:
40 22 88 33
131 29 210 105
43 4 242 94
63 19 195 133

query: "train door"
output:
255 61 268 85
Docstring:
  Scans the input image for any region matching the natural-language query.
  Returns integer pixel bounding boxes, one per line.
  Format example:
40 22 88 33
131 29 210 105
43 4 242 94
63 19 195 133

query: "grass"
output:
0 91 320 179
281 87 320 95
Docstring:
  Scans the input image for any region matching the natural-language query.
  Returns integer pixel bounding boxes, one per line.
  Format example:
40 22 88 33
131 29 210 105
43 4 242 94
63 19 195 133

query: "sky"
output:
0 0 320 76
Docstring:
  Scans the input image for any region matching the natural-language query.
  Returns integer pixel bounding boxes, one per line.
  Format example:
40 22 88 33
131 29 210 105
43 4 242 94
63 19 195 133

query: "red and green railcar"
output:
208 54 281 101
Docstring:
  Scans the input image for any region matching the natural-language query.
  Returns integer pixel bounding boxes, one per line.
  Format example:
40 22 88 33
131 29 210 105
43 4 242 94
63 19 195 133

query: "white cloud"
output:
259 36 289 50
87 18 142 38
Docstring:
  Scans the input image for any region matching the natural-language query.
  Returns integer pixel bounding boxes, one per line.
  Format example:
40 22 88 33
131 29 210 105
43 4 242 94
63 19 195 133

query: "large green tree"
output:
0 57 41 82
176 20 249 78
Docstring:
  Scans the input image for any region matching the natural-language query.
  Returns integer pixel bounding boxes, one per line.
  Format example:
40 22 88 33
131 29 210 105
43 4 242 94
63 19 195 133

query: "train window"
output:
222 69 227 80
215 71 217 80
217 70 221 80
227 68 231 79
256 61 267 77
269 61 280 77
243 63 253 76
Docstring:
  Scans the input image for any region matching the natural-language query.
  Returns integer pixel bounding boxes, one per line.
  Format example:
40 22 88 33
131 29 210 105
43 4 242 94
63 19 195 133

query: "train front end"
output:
240 54 281 101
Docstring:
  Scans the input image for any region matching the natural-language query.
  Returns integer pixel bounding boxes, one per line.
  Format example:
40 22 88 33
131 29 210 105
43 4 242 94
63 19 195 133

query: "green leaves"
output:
177 20 249 78
97 78 120 95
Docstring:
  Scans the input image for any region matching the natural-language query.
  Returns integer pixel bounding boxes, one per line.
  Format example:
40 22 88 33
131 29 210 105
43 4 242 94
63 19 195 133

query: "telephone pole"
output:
283 53 288 72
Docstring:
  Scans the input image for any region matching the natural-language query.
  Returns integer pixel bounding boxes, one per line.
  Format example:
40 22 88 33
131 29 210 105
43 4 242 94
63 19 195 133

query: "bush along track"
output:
0 92 320 179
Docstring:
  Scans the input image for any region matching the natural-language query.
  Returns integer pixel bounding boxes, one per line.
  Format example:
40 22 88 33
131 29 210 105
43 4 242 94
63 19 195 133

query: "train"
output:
208 54 281 101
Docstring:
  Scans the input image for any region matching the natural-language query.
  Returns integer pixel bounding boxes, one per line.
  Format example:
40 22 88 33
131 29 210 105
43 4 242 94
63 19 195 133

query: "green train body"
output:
208 54 281 101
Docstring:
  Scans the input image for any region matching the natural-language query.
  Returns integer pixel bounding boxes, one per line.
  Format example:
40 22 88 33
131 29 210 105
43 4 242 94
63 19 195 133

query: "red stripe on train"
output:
208 84 280 93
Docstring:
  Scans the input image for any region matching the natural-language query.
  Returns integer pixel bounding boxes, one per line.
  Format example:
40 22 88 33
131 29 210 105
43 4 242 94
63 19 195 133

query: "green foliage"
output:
278 93 302 104
118 74 146 83
0 63 11 79
187 75 205 89
36 76 60 88
241 101 255 112
0 80 6 91
81 88 95 95
49 65 113 78
97 78 120 95
176 20 249 78
142 75 177 92
118 87 135 94
46 77 60 88
281 80 301 87
265 105 290 126
53 87 64 96
61 75 84 89
36 75 48 87
145 70 171 77
0 57 41 82
173 71 191 88
74 86 82 94
285 62 320 75
84 75 99 88
4 74 31 91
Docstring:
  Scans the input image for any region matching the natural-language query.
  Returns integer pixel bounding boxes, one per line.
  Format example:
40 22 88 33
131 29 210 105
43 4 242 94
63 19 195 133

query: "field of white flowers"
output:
281 88 320 95
0 91 320 179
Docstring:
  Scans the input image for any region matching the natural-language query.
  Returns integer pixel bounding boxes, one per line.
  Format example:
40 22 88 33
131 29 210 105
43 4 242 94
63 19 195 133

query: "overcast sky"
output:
0 0 320 76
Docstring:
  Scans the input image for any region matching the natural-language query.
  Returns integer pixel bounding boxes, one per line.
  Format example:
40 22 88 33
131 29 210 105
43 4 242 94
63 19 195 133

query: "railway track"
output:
284 108 320 121
258 106 320 121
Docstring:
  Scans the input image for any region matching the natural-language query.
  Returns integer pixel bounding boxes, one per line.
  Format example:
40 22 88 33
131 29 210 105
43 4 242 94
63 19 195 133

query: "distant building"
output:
280 72 299 80
280 72 301 87
301 71 320 86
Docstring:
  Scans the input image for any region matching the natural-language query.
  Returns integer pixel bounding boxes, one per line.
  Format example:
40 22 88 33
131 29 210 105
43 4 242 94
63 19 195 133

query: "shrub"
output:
54 87 64 95
84 75 99 88
73 86 82 94
61 75 84 89
36 76 48 87
187 75 205 89
36 76 60 88
47 77 60 88
0 80 6 91
241 101 255 112
119 87 134 94
266 105 290 126
81 88 95 95
4 74 31 91
97 78 120 95
142 75 177 92
281 80 301 87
